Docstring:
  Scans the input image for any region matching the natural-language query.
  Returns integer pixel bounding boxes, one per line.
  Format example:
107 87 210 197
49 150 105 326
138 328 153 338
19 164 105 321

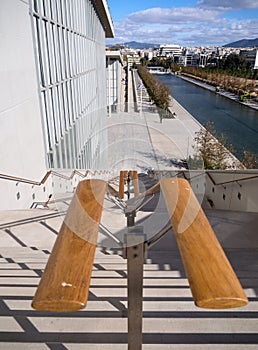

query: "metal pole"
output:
126 231 144 350
108 57 111 118
124 204 144 350
140 83 143 115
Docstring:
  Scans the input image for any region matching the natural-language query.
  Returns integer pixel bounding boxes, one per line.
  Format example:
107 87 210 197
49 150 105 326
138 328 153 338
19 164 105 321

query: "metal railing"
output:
0 169 111 186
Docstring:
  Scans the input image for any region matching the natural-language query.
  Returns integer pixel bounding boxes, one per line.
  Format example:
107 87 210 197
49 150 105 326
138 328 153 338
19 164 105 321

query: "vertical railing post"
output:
126 229 144 350
125 197 145 350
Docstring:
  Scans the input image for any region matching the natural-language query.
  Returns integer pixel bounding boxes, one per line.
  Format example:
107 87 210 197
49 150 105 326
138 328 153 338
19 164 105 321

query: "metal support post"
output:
126 231 145 350
125 203 137 227
125 210 136 227
126 172 131 199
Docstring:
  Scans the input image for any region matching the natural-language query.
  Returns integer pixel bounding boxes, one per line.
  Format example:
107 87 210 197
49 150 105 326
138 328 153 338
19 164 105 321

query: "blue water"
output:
156 74 258 159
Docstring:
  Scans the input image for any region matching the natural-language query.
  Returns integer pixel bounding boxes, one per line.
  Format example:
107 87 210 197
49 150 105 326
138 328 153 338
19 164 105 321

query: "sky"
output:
106 0 258 46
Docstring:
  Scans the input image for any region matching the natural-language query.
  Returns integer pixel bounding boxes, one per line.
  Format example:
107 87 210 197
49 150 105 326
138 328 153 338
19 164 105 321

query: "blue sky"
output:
106 0 258 46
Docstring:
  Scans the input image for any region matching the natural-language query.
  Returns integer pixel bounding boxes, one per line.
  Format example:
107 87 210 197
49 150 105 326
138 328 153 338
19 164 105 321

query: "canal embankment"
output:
179 73 258 111
156 73 258 159
131 70 242 169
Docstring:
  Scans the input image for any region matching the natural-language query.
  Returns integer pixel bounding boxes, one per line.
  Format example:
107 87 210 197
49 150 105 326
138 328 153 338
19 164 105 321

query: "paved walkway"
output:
106 71 203 173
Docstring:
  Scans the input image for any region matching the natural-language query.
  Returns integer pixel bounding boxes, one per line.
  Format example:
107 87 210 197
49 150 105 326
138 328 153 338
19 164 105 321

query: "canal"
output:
156 74 258 159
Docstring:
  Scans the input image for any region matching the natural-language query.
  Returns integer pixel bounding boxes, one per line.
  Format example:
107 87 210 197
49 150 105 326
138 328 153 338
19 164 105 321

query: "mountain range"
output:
224 38 258 48
124 41 159 49
107 41 158 49
108 38 258 50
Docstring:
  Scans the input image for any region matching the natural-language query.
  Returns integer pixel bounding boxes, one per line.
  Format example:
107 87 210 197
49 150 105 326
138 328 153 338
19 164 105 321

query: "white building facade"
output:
106 51 123 114
158 44 183 59
0 0 113 209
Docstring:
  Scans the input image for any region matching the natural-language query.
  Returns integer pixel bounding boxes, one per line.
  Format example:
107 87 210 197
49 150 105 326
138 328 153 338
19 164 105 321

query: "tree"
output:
192 122 235 170
132 62 137 69
242 150 258 169
140 57 147 66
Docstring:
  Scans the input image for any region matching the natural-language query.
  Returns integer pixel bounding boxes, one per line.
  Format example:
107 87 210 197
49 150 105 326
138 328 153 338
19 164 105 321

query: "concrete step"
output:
0 200 258 349
0 246 257 349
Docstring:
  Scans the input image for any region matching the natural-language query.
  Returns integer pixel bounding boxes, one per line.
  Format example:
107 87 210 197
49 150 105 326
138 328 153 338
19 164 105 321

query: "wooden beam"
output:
31 179 106 312
160 178 248 309
119 170 128 199
131 170 140 197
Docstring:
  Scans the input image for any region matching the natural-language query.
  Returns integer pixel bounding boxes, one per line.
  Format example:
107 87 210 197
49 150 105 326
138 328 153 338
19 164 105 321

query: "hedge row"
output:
137 66 171 111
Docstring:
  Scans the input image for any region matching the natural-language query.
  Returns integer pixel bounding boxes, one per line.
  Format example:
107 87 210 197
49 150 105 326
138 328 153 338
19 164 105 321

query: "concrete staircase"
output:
0 206 258 349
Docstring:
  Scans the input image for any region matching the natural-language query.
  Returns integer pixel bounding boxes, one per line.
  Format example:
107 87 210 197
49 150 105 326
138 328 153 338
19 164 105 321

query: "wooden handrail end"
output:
32 299 86 312
195 296 248 309
31 179 106 313
160 177 248 310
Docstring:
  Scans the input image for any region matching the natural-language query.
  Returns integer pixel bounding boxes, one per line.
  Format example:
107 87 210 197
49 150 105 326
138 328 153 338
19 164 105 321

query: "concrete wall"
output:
0 0 111 209
203 171 258 212
0 0 47 209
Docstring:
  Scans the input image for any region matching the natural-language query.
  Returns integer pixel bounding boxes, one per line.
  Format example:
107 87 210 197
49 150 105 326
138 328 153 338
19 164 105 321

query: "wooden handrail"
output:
119 170 128 199
131 170 139 197
160 178 248 309
118 170 141 199
31 179 107 312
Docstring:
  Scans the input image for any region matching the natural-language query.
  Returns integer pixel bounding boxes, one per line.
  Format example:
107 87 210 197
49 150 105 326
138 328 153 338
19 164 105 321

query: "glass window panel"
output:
52 86 62 140
45 89 57 145
55 85 64 137
50 0 57 21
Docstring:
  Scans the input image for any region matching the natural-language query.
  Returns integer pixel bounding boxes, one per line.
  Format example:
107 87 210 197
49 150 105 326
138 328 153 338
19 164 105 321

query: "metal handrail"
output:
0 210 67 230
0 169 111 186
151 169 258 187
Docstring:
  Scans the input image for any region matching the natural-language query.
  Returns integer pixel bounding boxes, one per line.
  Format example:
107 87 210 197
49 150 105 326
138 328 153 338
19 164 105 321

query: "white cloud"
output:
198 0 258 10
107 4 258 46
127 7 220 25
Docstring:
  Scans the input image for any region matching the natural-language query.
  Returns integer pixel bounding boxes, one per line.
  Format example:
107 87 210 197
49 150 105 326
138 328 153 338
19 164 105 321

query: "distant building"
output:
106 51 124 114
240 48 257 67
199 53 209 67
127 53 141 68
178 50 200 67
147 66 166 73
255 50 258 70
158 44 183 60
147 50 154 60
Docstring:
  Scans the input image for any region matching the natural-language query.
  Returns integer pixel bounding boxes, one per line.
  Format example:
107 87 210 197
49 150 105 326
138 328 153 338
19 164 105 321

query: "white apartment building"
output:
240 48 257 67
126 52 141 68
158 44 183 58
178 50 199 67
0 0 114 209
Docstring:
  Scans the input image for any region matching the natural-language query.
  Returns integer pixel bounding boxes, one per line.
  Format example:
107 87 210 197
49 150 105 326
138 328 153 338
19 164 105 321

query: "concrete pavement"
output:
106 71 203 173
